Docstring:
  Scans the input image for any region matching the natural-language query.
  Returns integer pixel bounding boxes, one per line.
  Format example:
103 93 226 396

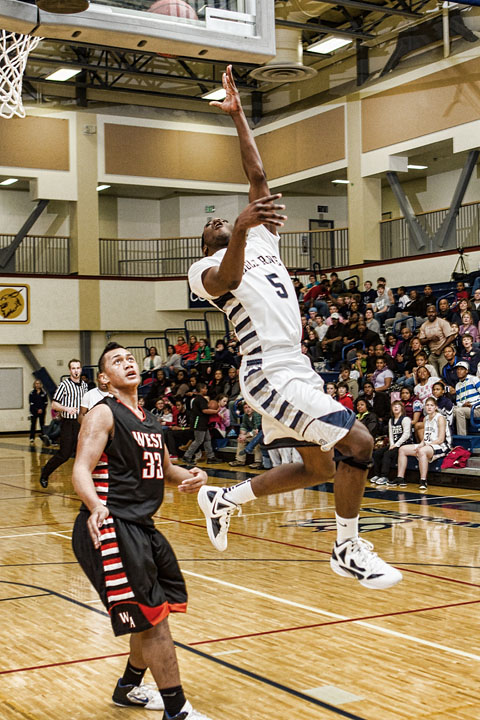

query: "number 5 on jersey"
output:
266 272 288 299
142 451 164 479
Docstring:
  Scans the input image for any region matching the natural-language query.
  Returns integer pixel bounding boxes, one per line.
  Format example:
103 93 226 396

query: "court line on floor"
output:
189 598 480 646
182 569 480 662
157 515 480 588
0 593 49 602
0 580 369 720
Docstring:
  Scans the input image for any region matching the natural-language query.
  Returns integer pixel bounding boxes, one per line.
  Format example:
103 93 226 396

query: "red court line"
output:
0 651 129 675
4 597 480 677
189 597 480 646
156 515 480 589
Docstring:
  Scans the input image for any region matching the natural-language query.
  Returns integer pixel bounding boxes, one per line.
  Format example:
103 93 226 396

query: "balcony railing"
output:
380 201 480 260
0 234 70 275
99 228 349 277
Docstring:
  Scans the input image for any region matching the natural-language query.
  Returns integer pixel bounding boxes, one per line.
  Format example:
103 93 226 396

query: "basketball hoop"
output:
0 31 42 119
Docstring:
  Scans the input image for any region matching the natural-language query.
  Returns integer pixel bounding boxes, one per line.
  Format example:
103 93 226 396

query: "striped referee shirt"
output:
53 377 88 419
455 374 480 407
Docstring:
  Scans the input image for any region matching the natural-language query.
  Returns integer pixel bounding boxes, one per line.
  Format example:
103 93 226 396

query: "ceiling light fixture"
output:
332 179 349 184
308 37 352 54
45 68 82 82
407 164 428 170
0 178 18 186
96 184 111 191
202 87 227 101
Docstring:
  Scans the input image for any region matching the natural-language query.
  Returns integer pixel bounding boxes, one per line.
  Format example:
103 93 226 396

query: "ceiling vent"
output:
249 27 317 83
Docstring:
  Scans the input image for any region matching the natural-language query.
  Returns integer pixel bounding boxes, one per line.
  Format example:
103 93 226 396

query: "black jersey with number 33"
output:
100 396 165 526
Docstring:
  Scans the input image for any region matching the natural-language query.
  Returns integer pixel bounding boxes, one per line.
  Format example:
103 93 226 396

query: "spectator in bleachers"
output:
292 277 304 299
208 368 225 397
414 367 440 413
365 308 381 335
305 328 321 360
151 398 173 427
459 333 480 373
372 285 391 327
314 315 328 343
361 280 377 307
302 280 330 317
353 348 367 379
418 305 455 377
337 364 359 399
411 350 436 385
175 335 189 356
336 296 350 321
325 381 337 398
142 346 163 379
184 374 199 411
195 338 212 376
372 357 394 393
145 369 171 410
347 279 359 295
438 298 461 326
182 383 222 465
356 319 381 349
174 369 190 397
342 312 361 348
471 287 480 313
371 400 412 486
329 271 345 297
162 344 183 377
358 380 390 430
441 345 459 396
459 311 479 343
373 343 395 371
228 403 263 469
307 307 319 326
396 397 450 491
223 366 240 400
182 335 200 370
458 297 478 324
384 333 401 359
325 303 345 325
208 394 231 447
453 281 469 306
301 341 315 367
453 361 480 435
355 397 379 438
212 339 236 369
29 379 48 444
164 397 192 461
337 382 354 410
321 313 344 366
419 285 436 315
432 381 454 428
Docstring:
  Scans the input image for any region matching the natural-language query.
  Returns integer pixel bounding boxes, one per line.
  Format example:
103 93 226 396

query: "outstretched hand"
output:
178 467 208 493
209 64 241 115
235 193 287 232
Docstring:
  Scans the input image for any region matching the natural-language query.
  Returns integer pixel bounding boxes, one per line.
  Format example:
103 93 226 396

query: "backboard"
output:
0 0 275 63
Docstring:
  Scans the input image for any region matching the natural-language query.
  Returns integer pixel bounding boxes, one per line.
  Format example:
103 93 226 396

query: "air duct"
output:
249 0 332 83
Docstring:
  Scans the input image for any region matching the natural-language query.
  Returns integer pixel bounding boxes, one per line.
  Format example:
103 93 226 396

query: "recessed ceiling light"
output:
202 87 227 101
407 164 428 170
45 68 82 82
0 178 18 186
332 179 349 184
96 184 111 191
308 37 352 54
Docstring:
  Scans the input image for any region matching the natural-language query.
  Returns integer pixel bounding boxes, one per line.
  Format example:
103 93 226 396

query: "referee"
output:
40 359 87 488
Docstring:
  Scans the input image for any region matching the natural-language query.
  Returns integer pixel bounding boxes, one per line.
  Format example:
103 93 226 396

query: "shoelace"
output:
350 538 379 566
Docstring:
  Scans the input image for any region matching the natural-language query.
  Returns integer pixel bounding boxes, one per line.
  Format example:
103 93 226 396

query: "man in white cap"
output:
453 360 480 435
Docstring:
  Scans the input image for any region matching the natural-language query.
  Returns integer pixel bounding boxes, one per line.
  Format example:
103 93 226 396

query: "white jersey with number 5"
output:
188 224 301 357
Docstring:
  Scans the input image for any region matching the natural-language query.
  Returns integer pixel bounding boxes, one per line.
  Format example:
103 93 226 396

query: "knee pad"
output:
337 454 373 471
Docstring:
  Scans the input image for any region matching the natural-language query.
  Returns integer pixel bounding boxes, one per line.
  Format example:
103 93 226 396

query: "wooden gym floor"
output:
1 436 480 719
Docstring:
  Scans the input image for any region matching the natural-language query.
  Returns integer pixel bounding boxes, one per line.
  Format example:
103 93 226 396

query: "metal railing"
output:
380 201 480 260
99 228 349 277
0 234 70 274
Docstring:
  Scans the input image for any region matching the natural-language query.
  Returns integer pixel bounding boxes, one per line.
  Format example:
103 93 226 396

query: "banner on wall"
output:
188 290 211 309
0 284 30 324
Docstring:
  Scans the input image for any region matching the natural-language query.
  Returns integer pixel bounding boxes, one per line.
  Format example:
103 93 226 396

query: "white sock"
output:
335 513 359 544
224 479 257 505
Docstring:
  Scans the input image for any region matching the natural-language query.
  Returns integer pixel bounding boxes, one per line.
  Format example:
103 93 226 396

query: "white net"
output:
0 31 42 119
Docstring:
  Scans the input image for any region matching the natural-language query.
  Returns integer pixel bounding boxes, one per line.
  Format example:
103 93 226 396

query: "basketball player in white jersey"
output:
189 66 402 590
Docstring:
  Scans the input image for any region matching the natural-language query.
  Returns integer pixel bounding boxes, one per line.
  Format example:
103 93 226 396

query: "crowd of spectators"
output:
295 271 480 489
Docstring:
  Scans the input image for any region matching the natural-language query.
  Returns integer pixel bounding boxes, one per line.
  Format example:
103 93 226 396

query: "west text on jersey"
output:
243 254 282 274
131 431 163 449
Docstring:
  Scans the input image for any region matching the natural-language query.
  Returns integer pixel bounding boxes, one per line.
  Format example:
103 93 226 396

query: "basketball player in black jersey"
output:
72 343 213 720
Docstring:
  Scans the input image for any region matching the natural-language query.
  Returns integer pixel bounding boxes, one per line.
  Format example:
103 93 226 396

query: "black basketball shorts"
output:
72 511 187 636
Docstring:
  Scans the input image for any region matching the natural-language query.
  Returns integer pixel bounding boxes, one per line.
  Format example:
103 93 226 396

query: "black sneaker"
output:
387 478 398 487
419 480 428 491
40 434 51 446
112 679 163 709
398 478 407 488
206 457 223 464
39 472 49 488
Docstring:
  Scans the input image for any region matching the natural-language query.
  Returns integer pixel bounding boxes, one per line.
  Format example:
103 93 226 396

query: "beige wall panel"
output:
257 108 345 178
0 117 69 170
104 124 245 183
362 59 480 152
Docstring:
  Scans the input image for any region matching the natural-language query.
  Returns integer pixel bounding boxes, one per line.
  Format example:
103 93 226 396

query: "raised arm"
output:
210 67 272 211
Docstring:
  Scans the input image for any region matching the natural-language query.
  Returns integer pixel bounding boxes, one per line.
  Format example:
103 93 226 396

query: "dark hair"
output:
98 342 124 373
432 381 445 391
337 382 349 391
167 344 175 354
363 381 374 389
196 382 207 392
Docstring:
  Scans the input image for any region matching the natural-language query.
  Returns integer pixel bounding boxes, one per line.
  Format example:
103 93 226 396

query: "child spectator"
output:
337 382 354 410
355 397 379 438
228 403 263 469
